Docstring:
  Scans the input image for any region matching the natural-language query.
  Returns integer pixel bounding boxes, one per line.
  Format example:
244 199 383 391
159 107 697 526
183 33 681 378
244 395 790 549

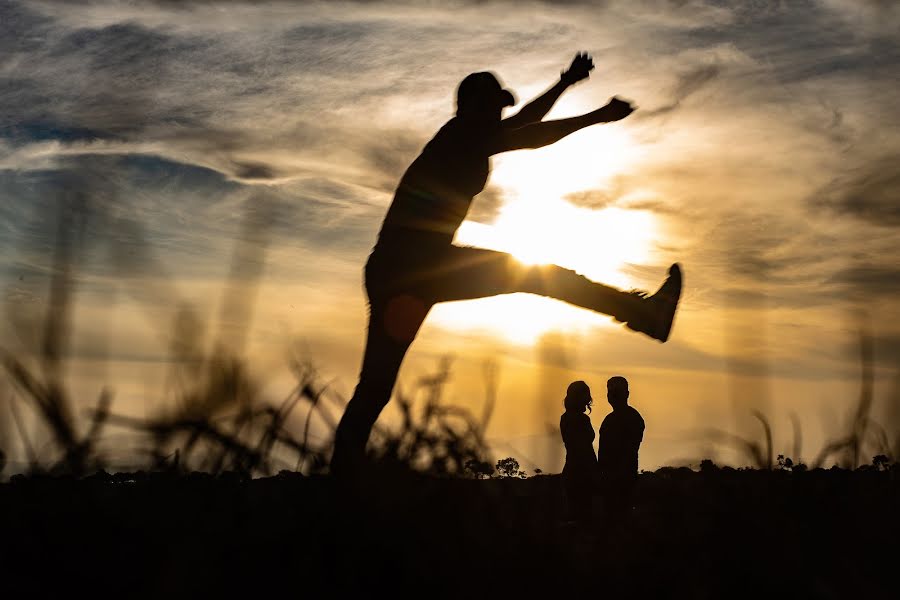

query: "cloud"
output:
360 129 427 193
638 64 721 118
562 188 616 210
232 160 278 181
812 155 900 227
467 185 506 224
827 265 900 297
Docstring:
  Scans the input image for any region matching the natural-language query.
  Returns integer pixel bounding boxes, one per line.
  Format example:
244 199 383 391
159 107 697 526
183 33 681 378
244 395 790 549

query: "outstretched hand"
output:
561 52 595 85
599 96 635 122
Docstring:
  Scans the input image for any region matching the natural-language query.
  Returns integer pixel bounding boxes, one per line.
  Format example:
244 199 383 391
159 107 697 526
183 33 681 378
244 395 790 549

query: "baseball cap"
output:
456 71 516 114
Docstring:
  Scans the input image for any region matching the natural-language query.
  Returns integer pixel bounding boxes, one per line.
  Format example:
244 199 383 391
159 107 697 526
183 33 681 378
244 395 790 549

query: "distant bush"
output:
495 456 526 479
776 454 807 472
465 459 494 479
699 458 718 473
872 454 892 471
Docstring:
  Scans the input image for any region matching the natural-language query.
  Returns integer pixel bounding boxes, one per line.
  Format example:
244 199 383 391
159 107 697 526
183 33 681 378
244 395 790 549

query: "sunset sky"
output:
2 0 899 472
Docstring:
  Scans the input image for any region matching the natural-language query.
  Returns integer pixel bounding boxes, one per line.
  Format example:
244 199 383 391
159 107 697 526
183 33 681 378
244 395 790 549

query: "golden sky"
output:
2 0 899 472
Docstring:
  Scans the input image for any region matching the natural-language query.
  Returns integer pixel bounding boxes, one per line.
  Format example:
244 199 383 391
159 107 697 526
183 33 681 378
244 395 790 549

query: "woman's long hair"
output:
564 381 592 414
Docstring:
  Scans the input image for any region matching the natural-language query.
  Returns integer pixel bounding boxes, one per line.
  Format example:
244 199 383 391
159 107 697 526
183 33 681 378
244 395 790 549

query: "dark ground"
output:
1 466 897 599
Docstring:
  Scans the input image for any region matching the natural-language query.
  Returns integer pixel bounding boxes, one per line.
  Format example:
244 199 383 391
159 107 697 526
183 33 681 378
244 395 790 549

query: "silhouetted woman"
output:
332 53 682 475
560 380 597 523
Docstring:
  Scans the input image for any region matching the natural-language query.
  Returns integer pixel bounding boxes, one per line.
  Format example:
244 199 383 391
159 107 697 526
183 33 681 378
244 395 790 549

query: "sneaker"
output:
622 263 682 342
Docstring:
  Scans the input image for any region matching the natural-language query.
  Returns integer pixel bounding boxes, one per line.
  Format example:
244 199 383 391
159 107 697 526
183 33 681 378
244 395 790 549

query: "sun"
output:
427 125 661 345
454 203 659 287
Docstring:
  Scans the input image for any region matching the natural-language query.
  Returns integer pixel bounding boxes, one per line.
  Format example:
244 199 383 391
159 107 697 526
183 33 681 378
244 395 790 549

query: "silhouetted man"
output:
597 376 644 518
332 53 681 476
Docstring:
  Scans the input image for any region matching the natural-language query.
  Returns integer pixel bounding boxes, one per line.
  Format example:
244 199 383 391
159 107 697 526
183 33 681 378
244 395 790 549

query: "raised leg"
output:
420 245 633 317
419 246 682 342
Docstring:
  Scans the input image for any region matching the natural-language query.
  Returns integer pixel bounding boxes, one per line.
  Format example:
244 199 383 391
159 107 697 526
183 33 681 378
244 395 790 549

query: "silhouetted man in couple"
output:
332 53 681 475
597 376 644 519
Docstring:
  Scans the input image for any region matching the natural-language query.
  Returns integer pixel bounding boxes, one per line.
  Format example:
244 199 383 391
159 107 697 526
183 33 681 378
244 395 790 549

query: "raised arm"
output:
501 53 595 130
489 97 635 155
501 79 570 130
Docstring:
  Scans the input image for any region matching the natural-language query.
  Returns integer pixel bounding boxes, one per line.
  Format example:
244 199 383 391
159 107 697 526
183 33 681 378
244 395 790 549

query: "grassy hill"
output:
1 465 897 598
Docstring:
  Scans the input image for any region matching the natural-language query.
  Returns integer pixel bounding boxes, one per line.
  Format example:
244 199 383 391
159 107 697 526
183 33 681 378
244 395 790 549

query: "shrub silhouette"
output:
872 454 891 471
495 456 526 479
703 328 896 470
465 458 494 479
0 191 497 478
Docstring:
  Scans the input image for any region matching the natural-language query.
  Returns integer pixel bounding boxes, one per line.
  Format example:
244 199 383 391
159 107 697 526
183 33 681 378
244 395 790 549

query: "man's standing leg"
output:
331 293 429 477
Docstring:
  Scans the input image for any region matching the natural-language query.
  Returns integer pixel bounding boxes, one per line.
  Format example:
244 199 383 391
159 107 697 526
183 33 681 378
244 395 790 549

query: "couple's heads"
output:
456 72 516 121
564 377 630 414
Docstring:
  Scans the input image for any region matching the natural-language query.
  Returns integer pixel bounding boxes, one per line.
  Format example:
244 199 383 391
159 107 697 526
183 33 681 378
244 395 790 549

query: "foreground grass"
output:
1 466 897 599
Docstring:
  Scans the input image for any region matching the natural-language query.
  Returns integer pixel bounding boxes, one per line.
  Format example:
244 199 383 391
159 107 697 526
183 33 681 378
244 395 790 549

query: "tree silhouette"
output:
495 456 526 479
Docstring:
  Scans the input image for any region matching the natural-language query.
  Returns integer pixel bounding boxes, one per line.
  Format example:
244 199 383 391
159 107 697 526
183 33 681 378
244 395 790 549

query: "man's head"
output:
607 376 629 409
456 71 516 120
564 380 592 414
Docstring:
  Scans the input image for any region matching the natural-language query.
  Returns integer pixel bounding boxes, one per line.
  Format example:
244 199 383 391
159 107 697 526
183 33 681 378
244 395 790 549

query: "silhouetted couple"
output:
560 377 644 525
332 53 681 476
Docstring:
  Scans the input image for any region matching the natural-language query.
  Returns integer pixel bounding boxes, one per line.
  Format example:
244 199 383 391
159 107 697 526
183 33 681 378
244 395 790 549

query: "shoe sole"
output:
653 263 682 343
624 263 682 343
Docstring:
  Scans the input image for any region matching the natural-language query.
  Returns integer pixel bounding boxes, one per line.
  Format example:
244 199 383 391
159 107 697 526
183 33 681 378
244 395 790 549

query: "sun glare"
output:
428 126 661 345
